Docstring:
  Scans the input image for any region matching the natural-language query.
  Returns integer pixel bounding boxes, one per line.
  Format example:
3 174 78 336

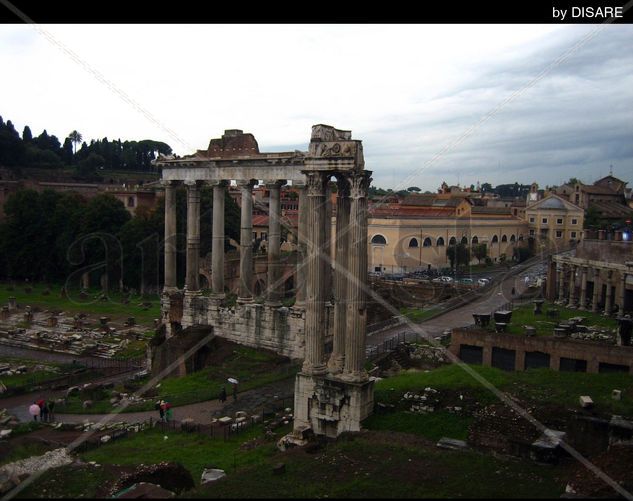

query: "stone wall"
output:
450 327 633 374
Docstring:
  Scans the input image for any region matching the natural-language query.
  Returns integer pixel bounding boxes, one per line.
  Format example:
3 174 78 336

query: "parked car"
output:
432 276 453 283
459 278 474 285
477 278 490 287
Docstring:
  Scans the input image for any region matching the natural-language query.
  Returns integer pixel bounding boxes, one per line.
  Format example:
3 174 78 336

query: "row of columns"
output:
556 263 628 315
302 169 372 383
162 179 293 304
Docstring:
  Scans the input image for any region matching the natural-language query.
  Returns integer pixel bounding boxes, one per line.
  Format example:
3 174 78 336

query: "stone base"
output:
293 371 374 439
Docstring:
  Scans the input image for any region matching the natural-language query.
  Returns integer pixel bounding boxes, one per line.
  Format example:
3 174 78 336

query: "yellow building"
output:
524 194 584 248
339 194 529 273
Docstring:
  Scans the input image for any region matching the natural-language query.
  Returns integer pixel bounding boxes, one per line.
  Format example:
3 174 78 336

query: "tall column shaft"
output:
328 177 350 374
294 185 307 308
163 182 177 291
185 182 200 292
342 171 372 382
266 181 283 305
211 182 226 297
620 274 627 313
579 267 588 309
592 269 600 312
302 172 327 375
568 265 577 305
557 264 566 302
323 184 333 303
238 181 255 302
605 273 613 316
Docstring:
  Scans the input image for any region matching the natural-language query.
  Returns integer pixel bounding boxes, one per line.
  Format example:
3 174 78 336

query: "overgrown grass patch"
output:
363 410 473 441
0 281 160 326
81 426 276 483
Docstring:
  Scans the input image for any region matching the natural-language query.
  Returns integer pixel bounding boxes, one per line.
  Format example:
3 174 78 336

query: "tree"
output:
22 126 32 142
446 243 470 269
68 130 83 158
566 177 581 186
480 182 493 193
407 186 421 192
471 243 487 264
584 205 602 229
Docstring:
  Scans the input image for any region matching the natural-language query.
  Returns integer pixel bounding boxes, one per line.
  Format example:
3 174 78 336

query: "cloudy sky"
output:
1 24 632 191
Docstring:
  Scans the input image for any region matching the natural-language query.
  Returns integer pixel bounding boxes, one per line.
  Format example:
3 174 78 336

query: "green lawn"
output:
500 300 617 337
0 281 161 326
82 426 278 482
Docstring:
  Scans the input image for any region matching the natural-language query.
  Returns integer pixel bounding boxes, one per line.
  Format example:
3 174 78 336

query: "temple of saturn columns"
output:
156 124 374 437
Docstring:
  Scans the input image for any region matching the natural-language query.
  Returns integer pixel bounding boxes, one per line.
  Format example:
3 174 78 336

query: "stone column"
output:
592 268 600 313
323 183 334 303
342 171 372 383
185 181 200 293
238 180 255 303
620 273 627 314
557 264 566 303
578 266 588 310
294 184 308 308
604 271 613 316
301 171 328 375
327 175 351 374
266 180 284 306
163 181 178 291
211 181 227 298
568 265 577 306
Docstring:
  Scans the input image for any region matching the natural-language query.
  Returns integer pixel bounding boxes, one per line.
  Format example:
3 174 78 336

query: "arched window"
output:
408 238 419 248
423 237 432 247
461 236 468 245
449 237 457 245
492 235 499 244
501 235 508 242
472 236 479 244
510 234 516 242
518 235 524 241
436 237 445 247
371 234 387 245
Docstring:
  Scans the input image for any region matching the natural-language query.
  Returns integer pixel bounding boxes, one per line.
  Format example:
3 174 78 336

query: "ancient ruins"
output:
155 124 374 438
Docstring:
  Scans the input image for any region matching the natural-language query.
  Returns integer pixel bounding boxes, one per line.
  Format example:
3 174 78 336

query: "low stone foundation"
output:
293 372 374 439
162 291 334 360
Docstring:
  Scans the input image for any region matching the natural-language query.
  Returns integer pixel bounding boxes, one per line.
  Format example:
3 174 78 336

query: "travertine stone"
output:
212 181 227 298
163 181 178 291
238 180 256 302
185 181 201 292
294 184 307 309
266 180 284 306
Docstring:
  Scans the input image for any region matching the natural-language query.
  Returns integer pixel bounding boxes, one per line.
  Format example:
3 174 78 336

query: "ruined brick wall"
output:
450 327 633 373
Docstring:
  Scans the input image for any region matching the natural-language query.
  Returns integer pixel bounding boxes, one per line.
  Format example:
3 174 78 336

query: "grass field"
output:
399 306 441 323
0 281 161 326
365 364 633 444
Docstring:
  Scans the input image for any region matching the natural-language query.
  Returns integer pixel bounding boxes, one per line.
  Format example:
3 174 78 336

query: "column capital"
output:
160 179 180 188
303 171 328 197
184 179 202 187
348 170 373 199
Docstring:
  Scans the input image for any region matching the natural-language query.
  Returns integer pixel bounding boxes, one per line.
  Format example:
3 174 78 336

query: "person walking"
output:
29 402 40 422
47 399 55 422
165 403 173 423
219 386 227 404
155 400 164 422
41 400 49 423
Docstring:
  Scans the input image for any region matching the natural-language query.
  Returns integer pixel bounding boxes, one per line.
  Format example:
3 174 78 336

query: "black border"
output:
1 0 633 24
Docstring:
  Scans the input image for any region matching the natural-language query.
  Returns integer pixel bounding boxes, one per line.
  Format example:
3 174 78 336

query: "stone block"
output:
612 389 622 401
579 396 593 408
436 437 468 450
201 468 226 484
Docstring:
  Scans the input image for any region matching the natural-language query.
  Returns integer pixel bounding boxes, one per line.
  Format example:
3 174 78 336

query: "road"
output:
367 258 545 347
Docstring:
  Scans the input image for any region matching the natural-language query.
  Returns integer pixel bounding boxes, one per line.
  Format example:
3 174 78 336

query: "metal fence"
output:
366 330 423 360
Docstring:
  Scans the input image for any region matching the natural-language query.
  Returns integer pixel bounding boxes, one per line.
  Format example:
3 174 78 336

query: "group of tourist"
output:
155 399 173 422
28 398 55 422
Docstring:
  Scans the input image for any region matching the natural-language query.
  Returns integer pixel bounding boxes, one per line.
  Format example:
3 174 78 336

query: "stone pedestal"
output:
293 372 374 439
